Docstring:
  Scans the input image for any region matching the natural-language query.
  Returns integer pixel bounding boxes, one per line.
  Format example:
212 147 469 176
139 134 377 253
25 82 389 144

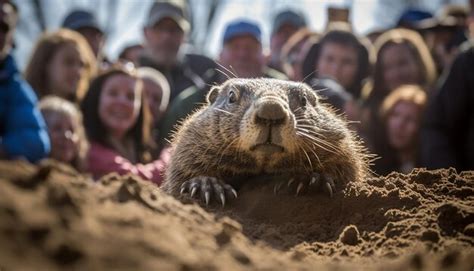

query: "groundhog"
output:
162 78 371 206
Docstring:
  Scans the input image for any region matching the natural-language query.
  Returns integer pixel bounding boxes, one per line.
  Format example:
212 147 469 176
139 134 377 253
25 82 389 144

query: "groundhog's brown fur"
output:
163 78 371 198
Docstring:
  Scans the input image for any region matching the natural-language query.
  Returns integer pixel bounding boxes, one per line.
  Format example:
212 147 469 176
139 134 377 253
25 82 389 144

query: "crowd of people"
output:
1 0 473 185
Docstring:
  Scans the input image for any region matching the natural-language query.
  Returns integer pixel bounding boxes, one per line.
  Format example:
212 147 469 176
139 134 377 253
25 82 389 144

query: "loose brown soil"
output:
0 159 472 270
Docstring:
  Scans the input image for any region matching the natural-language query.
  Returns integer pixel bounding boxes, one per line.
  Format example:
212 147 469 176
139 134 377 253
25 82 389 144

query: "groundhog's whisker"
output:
294 117 330 132
213 108 235 115
346 120 361 124
304 134 340 155
296 124 330 135
294 107 304 113
296 130 338 155
301 129 341 152
296 121 326 132
299 141 322 168
296 126 331 140
215 62 238 79
294 118 312 125
215 68 232 80
300 146 314 169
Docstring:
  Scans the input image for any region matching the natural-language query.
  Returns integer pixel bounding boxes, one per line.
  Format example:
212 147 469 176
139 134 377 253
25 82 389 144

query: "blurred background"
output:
13 0 469 68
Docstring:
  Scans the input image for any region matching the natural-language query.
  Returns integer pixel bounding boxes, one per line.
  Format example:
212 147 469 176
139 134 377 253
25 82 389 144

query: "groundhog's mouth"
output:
249 143 285 153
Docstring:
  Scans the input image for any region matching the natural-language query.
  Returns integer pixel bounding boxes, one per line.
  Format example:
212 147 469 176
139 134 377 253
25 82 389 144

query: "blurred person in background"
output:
140 0 217 102
81 66 169 184
158 19 286 146
118 43 144 67
39 96 89 172
298 24 371 133
267 9 307 73
279 27 319 81
420 0 474 171
373 85 427 175
0 0 50 163
62 9 109 68
217 20 285 79
137 66 170 153
417 5 469 75
363 28 436 105
302 23 372 100
24 28 96 103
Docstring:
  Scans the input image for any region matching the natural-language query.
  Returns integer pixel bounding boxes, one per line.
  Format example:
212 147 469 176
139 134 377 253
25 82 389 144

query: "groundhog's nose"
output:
254 99 288 126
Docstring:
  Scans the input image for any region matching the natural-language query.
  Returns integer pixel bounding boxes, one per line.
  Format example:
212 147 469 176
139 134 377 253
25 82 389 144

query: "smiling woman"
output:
80 65 170 185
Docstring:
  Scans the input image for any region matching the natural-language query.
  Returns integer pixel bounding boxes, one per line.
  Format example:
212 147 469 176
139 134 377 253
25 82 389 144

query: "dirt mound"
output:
0 160 473 270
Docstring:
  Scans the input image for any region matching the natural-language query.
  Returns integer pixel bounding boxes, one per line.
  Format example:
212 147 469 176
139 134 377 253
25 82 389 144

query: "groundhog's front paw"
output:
179 176 238 206
274 173 336 198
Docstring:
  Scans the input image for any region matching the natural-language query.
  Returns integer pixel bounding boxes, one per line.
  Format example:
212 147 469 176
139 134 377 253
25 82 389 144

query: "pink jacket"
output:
87 142 170 186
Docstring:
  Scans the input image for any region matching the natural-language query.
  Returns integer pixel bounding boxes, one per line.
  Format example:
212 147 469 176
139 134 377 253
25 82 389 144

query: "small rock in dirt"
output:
463 224 474 237
340 225 360 246
421 229 440 243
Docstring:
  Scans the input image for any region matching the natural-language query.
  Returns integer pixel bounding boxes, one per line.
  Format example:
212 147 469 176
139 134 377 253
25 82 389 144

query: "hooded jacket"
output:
0 54 50 162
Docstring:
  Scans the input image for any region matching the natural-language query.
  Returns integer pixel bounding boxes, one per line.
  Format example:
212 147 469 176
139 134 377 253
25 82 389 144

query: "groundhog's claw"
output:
204 191 211 205
179 176 237 206
275 173 336 197
323 176 336 198
296 182 304 195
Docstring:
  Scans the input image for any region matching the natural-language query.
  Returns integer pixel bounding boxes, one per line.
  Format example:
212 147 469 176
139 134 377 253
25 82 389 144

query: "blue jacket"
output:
0 54 50 162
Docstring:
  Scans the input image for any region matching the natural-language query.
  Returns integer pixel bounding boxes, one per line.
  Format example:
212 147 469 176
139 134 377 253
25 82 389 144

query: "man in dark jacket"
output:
140 0 217 102
421 0 474 171
0 0 50 162
421 42 474 171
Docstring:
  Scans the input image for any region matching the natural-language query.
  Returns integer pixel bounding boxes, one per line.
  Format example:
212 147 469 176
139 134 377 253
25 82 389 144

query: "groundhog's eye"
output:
300 95 307 107
228 90 238 104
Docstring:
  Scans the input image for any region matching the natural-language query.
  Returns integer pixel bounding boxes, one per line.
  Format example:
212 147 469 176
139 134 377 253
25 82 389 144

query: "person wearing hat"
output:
0 0 50 162
62 9 105 61
416 5 469 74
268 10 307 73
140 0 217 102
219 20 267 78
157 19 286 147
396 9 433 29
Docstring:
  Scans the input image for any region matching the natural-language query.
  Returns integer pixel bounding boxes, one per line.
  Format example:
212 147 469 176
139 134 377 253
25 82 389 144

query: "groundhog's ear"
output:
206 86 220 104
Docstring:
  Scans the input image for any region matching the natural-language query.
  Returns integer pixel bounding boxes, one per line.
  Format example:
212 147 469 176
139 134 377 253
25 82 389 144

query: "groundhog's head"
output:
201 78 348 170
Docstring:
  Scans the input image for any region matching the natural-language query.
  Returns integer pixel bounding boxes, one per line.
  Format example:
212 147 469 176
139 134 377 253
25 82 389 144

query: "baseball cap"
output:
223 20 261 44
272 10 307 35
146 0 190 33
62 9 103 33
396 9 433 28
